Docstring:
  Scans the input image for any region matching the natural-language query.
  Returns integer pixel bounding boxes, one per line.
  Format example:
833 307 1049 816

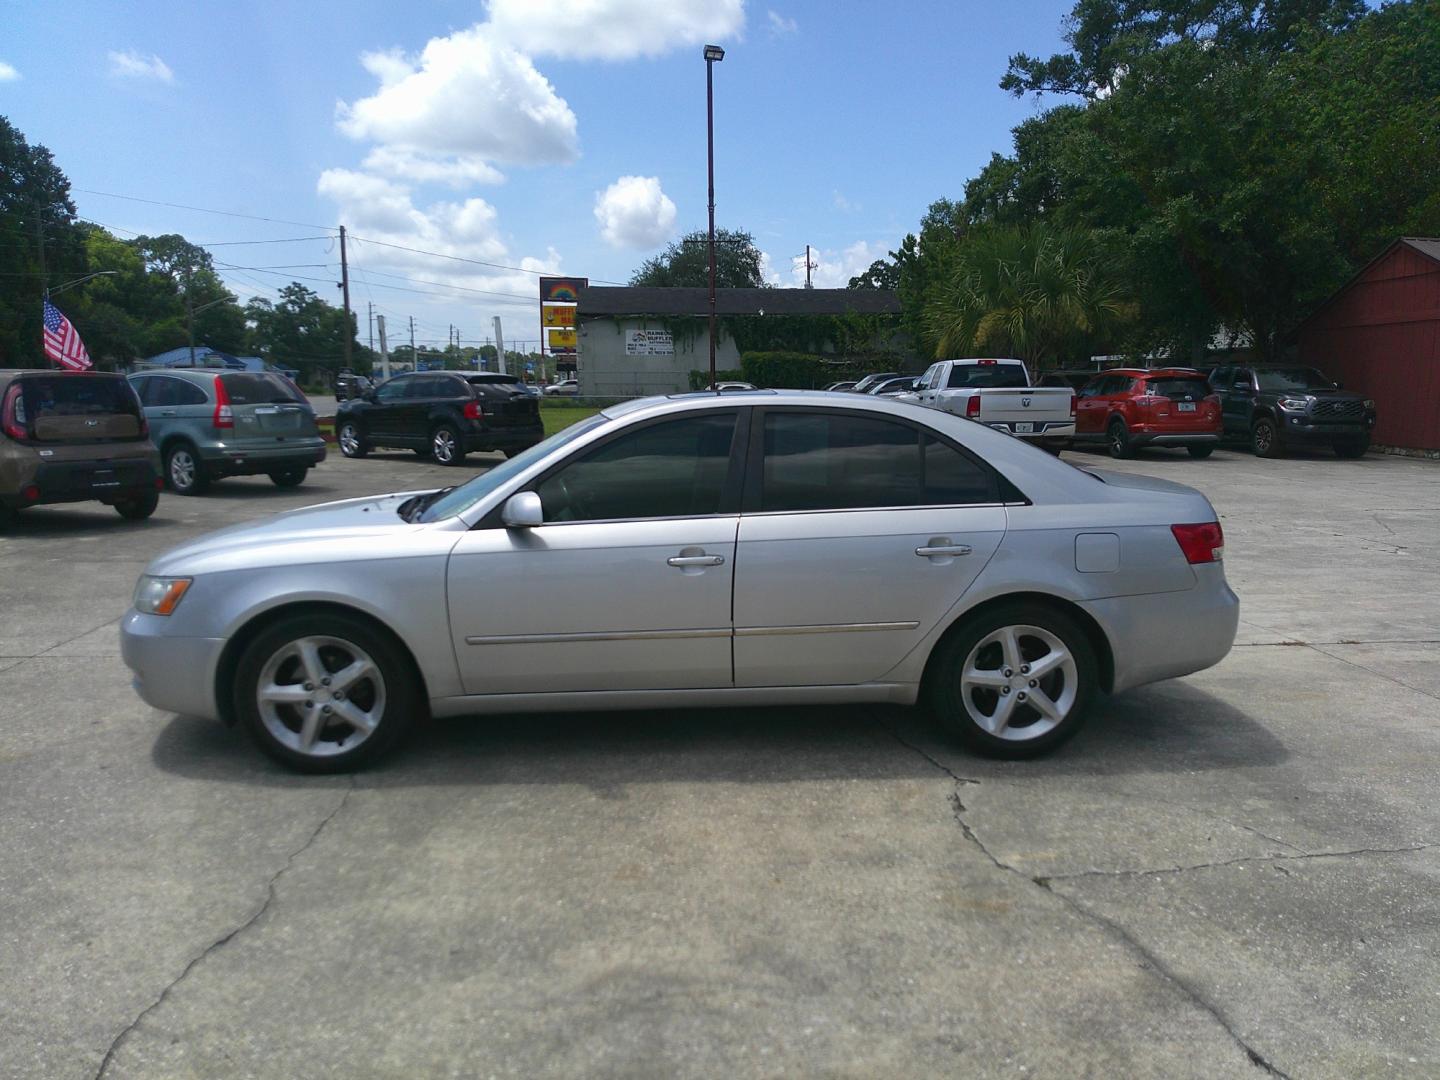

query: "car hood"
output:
145 490 452 576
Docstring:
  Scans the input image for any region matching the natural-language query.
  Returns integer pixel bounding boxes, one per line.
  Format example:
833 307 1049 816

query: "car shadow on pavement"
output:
150 681 1287 791
0 505 193 536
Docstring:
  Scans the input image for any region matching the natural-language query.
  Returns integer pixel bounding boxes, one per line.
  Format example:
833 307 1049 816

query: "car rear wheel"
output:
233 613 417 772
1106 419 1133 459
165 443 209 495
928 603 1097 759
269 466 308 488
337 421 368 458
1333 437 1369 459
1187 444 1215 459
1251 417 1284 458
114 491 159 520
430 424 466 466
0 503 19 529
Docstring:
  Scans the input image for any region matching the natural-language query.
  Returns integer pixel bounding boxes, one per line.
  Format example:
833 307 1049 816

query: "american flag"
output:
42 300 92 371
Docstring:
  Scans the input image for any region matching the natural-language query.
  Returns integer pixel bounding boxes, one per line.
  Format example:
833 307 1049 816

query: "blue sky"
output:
1 0 1072 350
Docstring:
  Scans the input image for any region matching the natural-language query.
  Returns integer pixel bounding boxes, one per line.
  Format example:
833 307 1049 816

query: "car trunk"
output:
473 382 540 429
1138 377 1219 432
218 373 320 445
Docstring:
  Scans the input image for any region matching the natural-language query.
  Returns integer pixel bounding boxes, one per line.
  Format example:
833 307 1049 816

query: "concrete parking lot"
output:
2 442 1438 1079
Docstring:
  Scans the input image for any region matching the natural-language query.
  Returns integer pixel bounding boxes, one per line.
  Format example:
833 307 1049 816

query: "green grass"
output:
540 402 602 437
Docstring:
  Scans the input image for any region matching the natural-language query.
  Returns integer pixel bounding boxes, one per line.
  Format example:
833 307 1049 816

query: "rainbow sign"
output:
540 276 587 303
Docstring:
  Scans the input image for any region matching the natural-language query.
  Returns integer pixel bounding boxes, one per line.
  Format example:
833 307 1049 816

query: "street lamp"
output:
704 43 724 391
46 270 117 298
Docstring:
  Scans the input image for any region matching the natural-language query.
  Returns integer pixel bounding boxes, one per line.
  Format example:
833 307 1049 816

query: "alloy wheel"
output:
959 624 1078 741
169 449 196 491
255 635 387 758
339 424 362 456
432 428 457 464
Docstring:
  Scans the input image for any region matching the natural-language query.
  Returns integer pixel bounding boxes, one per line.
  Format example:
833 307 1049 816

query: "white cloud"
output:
0 61 20 82
833 191 859 213
594 175 677 249
361 147 505 188
767 10 798 36
488 0 745 60
337 28 578 166
786 240 885 288
108 50 174 83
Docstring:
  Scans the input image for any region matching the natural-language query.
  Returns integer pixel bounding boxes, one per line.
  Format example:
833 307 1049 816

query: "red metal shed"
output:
1298 238 1440 451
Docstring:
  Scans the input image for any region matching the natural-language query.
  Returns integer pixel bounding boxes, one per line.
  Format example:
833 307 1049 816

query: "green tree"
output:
630 228 768 288
924 223 1129 367
245 283 355 384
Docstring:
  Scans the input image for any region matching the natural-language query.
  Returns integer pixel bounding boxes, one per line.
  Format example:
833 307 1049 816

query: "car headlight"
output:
133 575 192 616
1364 399 1376 409
1278 397 1310 411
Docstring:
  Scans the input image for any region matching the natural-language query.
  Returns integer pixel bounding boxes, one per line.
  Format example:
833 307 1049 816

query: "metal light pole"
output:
704 44 725 391
45 270 118 298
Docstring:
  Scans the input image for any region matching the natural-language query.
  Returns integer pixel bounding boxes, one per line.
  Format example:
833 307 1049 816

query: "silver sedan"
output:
122 391 1239 771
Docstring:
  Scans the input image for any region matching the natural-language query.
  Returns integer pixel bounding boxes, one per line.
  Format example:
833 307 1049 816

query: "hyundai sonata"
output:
122 391 1238 771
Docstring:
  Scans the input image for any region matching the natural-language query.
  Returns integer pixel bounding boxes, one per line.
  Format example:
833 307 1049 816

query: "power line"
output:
75 189 335 231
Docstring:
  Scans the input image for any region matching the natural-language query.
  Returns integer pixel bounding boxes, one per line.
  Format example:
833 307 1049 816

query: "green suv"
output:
0 369 161 524
128 370 326 494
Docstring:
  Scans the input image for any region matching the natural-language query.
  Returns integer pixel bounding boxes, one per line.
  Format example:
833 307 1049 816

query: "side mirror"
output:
501 491 543 528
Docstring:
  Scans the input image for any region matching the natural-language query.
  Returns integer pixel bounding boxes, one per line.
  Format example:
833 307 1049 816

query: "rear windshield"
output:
1255 368 1332 391
1146 377 1212 400
18 375 140 420
467 374 520 384
948 364 1029 389
219 372 306 404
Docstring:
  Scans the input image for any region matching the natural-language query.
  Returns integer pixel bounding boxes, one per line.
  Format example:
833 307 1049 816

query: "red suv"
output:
1074 368 1222 459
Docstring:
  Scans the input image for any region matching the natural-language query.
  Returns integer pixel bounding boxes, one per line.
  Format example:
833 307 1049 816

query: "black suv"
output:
335 371 544 465
1209 364 1376 459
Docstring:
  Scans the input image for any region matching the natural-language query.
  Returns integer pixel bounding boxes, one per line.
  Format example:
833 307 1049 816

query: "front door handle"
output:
160 410 178 416
916 543 972 558
668 553 725 568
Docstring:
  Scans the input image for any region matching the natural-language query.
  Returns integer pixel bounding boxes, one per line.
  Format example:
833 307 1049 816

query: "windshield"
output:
417 412 608 522
1255 368 1333 391
948 364 1028 389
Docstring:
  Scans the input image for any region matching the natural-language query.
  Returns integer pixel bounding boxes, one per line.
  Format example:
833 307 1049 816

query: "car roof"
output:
1097 367 1203 378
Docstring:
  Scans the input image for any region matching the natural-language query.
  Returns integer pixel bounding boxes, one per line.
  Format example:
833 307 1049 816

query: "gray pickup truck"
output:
1207 364 1375 458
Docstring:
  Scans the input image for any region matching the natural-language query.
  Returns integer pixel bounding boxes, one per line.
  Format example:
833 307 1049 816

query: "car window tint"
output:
375 378 409 402
535 413 737 522
1147 377 1212 400
921 434 999 504
219 372 303 404
947 364 1029 389
131 376 158 406
20 375 139 418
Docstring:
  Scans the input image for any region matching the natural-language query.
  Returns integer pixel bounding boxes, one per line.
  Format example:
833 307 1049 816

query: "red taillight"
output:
965 395 981 418
20 484 40 503
212 376 234 429
463 400 483 421
978 358 997 365
155 477 164 490
1069 394 1077 418
1172 521 1224 564
1 386 25 441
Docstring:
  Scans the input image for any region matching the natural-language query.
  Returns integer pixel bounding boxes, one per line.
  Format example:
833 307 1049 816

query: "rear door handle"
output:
668 554 725 567
916 544 972 558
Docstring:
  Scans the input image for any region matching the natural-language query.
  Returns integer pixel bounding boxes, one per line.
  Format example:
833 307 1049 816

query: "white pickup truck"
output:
909 358 1075 452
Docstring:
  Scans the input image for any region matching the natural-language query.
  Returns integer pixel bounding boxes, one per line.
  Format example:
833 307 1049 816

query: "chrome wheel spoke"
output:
332 699 377 735
1028 688 1064 723
296 639 327 685
260 683 310 706
329 658 375 694
297 705 325 751
998 627 1022 672
963 666 1008 689
986 689 1019 736
1026 651 1067 680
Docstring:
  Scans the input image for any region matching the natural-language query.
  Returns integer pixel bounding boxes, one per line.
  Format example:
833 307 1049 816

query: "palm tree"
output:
924 224 1129 366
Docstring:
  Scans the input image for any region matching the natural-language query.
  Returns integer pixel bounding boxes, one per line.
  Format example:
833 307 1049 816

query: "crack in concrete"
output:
93 780 356 1079
1038 842 1439 885
1303 642 1440 704
873 714 979 787
878 718 1296 1077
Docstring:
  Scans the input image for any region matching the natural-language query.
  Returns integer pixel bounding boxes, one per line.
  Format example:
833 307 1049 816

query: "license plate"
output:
1178 402 1197 412
1013 422 1034 434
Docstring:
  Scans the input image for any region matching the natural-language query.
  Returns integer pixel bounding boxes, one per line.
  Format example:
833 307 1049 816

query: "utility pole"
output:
704 47 722 391
338 225 353 373
376 314 391 380
409 315 416 371
804 244 815 289
367 301 374 354
492 316 506 376
184 264 197 366
35 205 48 297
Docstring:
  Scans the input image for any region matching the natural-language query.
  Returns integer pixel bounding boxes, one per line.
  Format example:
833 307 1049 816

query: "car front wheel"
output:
430 424 467 466
337 421 368 458
1252 417 1284 458
928 603 1097 758
233 613 417 772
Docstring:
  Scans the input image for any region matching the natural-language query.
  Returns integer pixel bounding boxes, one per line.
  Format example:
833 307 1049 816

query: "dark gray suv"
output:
1209 364 1376 459
129 370 327 494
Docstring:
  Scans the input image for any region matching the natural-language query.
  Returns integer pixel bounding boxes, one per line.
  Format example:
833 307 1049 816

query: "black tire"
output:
928 602 1098 759
114 491 159 520
1251 417 1284 458
1106 418 1133 459
233 612 418 773
430 424 467 466
1334 437 1369 459
1187 444 1215 459
164 442 210 495
413 447 432 459
269 466 308 488
0 503 18 529
337 420 368 458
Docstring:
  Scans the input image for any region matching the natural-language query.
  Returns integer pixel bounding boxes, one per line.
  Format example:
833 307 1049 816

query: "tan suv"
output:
0 370 162 524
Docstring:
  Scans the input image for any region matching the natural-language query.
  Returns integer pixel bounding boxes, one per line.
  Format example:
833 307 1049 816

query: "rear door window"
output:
17 375 142 440
219 372 304 404
1146 377 1212 400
